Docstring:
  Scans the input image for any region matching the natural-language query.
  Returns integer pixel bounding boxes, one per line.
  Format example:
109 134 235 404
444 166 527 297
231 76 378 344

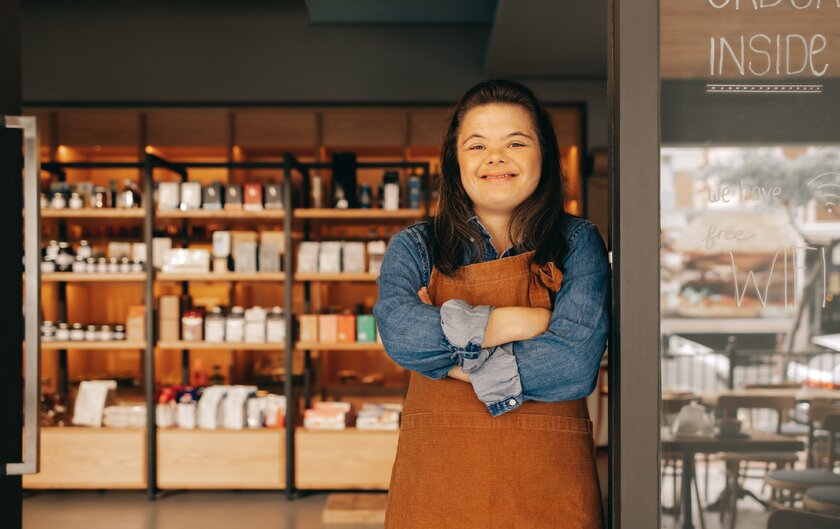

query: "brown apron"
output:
384 251 603 529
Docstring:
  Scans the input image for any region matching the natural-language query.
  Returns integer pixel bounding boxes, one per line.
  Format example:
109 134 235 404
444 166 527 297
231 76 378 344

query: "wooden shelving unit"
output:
156 209 284 220
295 208 423 220
42 272 146 283
296 342 384 352
295 272 379 282
41 341 146 351
41 209 145 219
156 341 285 351
156 271 285 282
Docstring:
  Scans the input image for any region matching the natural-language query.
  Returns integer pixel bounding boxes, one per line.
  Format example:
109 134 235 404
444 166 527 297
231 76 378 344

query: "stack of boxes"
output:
299 313 377 345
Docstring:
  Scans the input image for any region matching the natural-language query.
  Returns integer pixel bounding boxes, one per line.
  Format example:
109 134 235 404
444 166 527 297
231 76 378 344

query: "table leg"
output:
681 451 695 529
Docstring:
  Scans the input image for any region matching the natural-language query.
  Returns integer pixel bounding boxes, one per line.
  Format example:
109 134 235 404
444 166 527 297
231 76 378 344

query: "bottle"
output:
209 365 225 386
311 174 324 208
383 171 400 211
109 180 119 208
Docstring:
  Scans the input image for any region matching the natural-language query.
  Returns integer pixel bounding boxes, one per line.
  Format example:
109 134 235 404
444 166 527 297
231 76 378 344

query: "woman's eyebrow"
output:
461 131 534 145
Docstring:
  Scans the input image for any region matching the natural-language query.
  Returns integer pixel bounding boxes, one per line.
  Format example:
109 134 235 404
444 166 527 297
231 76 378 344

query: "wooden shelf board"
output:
295 208 423 220
296 342 384 352
157 341 285 351
156 272 285 282
156 209 285 220
41 209 145 219
296 427 398 490
295 273 379 282
23 427 145 490
41 272 146 283
41 341 146 350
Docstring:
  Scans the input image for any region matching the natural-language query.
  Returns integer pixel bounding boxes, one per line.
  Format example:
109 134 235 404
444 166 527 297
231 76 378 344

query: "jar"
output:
107 258 119 273
119 257 131 273
97 325 113 341
225 306 245 343
266 307 286 343
72 257 87 273
182 311 204 342
86 257 97 272
130 259 143 273
91 187 108 208
96 258 108 273
205 307 226 343
117 180 141 209
55 243 75 272
40 193 48 210
55 323 70 342
77 240 93 260
41 321 56 341
113 325 126 341
40 259 56 273
45 240 60 261
69 192 84 210
69 323 85 341
50 192 67 210
85 325 98 341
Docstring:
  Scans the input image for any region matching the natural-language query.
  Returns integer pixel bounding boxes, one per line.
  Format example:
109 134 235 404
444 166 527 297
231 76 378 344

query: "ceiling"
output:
304 0 607 79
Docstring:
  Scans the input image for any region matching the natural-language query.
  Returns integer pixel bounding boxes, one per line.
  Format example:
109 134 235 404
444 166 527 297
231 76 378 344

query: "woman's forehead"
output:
459 104 536 137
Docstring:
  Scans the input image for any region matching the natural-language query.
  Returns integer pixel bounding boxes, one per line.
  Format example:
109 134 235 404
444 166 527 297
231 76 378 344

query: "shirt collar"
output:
465 212 519 261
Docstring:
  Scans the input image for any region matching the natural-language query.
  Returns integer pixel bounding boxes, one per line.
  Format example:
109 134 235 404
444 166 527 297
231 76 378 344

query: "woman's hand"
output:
482 307 552 348
417 287 472 383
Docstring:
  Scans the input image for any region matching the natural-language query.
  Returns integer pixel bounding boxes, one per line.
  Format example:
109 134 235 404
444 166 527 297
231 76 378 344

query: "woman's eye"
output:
509 142 525 148
468 145 484 151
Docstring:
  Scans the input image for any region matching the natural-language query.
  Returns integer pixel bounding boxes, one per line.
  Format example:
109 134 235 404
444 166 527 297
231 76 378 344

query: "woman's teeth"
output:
481 173 516 179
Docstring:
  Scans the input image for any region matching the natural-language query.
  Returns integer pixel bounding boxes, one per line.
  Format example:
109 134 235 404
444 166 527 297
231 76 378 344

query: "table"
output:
813 333 840 352
700 388 840 408
661 429 805 529
662 318 794 335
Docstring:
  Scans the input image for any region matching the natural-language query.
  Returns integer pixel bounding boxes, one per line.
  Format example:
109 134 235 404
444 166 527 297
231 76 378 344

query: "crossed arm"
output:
416 286 552 382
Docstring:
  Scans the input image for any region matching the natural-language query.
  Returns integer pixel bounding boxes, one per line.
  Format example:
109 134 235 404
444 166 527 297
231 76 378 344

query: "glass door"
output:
659 2 840 528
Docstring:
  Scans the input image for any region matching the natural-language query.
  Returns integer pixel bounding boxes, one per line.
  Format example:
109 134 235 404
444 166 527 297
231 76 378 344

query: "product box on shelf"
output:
336 314 356 343
244 183 263 211
356 315 376 343
197 386 229 430
152 238 172 270
264 183 284 209
203 182 224 210
225 185 243 210
180 182 202 210
126 305 146 342
299 315 318 342
319 242 342 274
244 307 267 343
221 385 258 430
367 240 386 274
297 242 320 273
318 314 338 343
158 182 180 211
234 241 258 273
72 380 117 427
341 242 366 273
163 248 210 273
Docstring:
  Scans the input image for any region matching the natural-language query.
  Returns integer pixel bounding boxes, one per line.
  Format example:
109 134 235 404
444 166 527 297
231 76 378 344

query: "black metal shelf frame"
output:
38 152 431 501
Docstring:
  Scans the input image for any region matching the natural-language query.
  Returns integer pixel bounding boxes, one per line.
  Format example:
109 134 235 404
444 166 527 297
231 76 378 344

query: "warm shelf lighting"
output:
145 145 155 154
56 145 68 158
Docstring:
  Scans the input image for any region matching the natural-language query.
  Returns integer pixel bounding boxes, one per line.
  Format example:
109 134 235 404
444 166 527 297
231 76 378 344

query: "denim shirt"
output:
372 215 610 416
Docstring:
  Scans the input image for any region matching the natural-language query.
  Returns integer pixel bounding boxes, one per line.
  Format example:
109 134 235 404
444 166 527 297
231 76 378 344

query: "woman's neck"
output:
474 209 513 255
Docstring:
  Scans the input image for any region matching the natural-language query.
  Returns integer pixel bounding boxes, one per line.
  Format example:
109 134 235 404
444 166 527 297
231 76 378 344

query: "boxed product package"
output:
104 404 147 429
203 182 224 210
222 385 258 430
336 314 356 343
356 403 402 431
264 183 284 209
266 307 286 343
304 408 347 430
158 182 180 211
107 242 132 259
212 231 232 258
72 380 117 427
177 399 197 429
180 182 202 210
318 314 338 343
234 241 258 273
367 240 387 274
318 242 342 273
126 305 146 342
244 306 267 343
244 183 263 211
152 237 173 270
299 314 318 342
259 242 281 273
356 315 376 343
297 242 320 273
225 185 243 210
314 401 352 413
341 242 366 273
131 243 147 264
264 394 287 428
197 386 229 430
246 396 265 429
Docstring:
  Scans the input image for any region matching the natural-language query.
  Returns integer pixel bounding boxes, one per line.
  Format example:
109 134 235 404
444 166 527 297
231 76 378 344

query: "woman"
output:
373 79 609 529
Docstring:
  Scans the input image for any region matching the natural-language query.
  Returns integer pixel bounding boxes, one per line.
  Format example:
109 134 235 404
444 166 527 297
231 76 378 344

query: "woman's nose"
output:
484 146 508 164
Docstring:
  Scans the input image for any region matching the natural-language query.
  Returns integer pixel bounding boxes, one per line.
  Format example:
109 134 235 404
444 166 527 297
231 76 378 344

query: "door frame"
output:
608 0 661 527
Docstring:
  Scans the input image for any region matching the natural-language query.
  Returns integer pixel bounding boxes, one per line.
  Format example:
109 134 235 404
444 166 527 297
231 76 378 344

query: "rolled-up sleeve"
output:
515 222 610 402
373 229 458 380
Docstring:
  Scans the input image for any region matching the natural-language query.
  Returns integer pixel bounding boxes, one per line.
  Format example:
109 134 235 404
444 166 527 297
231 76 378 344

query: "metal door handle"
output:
5 115 41 475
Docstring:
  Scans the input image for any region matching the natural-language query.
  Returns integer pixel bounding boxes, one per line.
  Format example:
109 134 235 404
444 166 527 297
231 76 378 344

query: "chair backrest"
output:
717 395 797 434
767 508 840 529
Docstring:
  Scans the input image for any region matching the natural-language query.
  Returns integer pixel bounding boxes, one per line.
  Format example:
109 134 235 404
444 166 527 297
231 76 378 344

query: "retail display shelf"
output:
295 342 385 352
41 209 145 219
156 209 285 220
296 427 398 489
41 341 146 350
295 272 379 282
156 341 285 351
295 208 423 220
156 272 286 282
41 272 147 283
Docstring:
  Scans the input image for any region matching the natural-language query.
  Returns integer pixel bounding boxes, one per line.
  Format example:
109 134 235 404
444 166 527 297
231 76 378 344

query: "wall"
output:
21 2 607 149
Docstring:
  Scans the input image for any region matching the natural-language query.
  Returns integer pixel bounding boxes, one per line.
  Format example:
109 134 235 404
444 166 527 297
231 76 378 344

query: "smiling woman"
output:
374 80 610 528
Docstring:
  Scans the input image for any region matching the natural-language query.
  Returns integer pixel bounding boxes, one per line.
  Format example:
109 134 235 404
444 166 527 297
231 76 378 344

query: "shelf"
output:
42 272 146 283
23 427 145 490
156 209 285 220
157 341 285 351
295 208 423 220
41 341 146 350
156 272 285 282
296 427 398 490
296 342 384 352
295 272 379 282
41 209 145 219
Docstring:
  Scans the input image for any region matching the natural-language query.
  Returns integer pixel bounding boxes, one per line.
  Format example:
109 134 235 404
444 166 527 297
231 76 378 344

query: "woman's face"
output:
457 103 542 216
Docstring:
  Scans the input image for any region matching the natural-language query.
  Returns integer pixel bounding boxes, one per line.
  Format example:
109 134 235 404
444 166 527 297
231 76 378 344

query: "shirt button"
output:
508 399 517 406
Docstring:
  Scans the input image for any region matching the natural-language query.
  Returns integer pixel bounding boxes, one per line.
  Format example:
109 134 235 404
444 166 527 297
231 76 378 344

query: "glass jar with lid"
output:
97 325 113 341
225 306 246 343
55 323 70 342
68 192 84 210
205 307 226 343
113 325 126 341
50 192 67 210
84 325 98 341
55 242 75 272
266 306 286 343
77 240 93 260
182 311 204 342
107 258 119 273
69 323 85 341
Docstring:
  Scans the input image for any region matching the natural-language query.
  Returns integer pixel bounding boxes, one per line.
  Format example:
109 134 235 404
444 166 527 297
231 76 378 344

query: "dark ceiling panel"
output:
486 0 606 78
305 0 498 24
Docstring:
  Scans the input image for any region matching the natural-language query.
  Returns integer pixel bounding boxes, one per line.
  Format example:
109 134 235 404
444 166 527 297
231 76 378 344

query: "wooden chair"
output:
716 395 801 529
807 401 840 469
767 508 840 529
661 395 708 528
802 414 840 517
766 413 840 510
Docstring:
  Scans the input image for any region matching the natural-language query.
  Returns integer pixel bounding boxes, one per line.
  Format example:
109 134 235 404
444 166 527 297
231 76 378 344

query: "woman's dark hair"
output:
431 79 570 275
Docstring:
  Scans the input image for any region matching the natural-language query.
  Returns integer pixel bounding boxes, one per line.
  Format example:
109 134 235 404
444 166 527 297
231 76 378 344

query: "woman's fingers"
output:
417 287 432 305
